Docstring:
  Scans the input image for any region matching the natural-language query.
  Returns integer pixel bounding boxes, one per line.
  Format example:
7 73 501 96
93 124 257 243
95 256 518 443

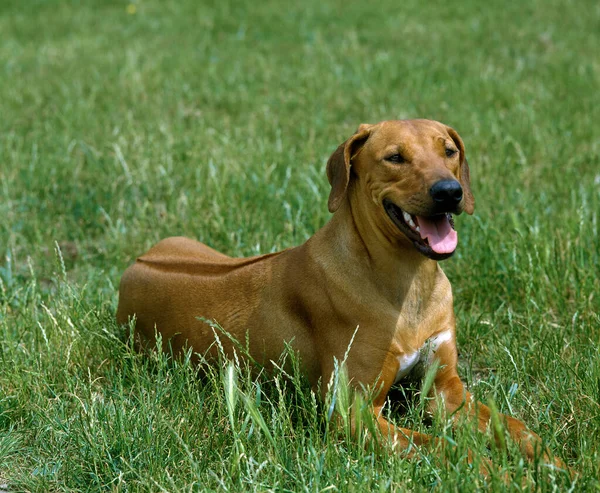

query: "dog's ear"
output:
446 126 475 215
326 126 372 213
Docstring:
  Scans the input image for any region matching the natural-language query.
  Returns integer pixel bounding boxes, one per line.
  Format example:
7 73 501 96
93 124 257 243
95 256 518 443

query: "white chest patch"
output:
394 351 420 381
394 329 453 384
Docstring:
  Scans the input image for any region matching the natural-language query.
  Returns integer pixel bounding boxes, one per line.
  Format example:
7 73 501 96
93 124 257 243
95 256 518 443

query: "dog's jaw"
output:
382 199 457 261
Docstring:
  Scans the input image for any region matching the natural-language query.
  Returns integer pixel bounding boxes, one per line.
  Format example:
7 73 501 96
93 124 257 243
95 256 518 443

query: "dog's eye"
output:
445 148 458 157
385 154 405 164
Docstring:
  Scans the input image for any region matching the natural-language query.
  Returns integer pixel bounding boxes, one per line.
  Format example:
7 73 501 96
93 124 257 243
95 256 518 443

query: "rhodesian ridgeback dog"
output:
117 119 566 470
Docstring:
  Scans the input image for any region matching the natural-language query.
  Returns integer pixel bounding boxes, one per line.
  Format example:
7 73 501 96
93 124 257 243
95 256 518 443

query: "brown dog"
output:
117 119 564 469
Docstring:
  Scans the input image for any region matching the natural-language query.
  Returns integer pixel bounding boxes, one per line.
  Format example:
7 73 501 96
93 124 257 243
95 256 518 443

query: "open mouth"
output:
383 199 458 260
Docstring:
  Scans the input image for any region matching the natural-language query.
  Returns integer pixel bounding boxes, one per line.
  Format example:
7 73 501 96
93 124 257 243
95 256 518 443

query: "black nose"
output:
430 180 463 209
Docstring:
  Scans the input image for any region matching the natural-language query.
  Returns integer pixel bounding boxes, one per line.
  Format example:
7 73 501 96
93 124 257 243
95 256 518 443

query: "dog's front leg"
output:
429 342 568 471
333 354 493 476
371 402 435 454
368 384 493 476
325 353 441 459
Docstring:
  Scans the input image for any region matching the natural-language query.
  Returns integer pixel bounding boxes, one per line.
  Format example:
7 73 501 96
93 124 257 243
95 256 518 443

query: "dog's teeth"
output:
401 210 418 231
415 226 420 233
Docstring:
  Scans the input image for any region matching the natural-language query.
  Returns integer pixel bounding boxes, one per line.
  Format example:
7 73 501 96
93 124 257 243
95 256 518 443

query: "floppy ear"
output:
326 126 372 213
446 126 475 215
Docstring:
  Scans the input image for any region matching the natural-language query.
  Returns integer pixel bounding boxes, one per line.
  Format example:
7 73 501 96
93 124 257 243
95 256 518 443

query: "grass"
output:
1 0 599 490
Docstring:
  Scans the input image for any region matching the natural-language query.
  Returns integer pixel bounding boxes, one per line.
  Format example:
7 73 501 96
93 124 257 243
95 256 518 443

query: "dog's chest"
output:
394 330 452 383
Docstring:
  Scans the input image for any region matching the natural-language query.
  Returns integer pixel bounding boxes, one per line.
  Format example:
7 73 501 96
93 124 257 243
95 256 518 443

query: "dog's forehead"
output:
368 120 450 148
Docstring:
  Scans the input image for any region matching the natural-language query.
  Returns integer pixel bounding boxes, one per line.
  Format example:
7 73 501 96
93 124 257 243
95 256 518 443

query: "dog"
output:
117 119 565 470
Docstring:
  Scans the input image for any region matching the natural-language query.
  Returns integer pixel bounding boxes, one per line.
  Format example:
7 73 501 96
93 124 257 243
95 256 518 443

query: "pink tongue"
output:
416 215 458 254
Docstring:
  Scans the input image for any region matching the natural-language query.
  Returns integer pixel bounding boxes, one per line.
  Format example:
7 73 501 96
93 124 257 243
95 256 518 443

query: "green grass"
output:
1 0 599 490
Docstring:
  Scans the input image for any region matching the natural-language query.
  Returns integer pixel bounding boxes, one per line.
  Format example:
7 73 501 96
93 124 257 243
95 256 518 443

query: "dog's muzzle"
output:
383 199 458 261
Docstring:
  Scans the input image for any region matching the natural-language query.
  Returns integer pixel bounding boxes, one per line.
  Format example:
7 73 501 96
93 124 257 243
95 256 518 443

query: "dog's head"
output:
327 119 474 260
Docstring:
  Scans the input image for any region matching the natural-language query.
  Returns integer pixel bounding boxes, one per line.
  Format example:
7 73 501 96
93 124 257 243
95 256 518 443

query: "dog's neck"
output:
308 197 440 302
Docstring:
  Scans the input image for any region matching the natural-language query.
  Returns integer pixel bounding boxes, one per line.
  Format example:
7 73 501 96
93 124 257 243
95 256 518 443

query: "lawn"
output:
1 0 599 490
